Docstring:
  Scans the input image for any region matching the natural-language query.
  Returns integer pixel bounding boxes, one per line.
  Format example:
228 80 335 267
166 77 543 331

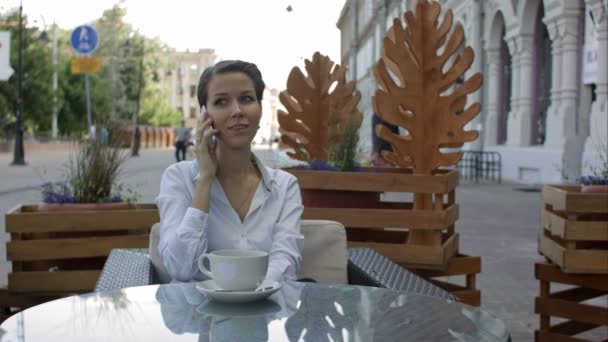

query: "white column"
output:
465 0 483 150
543 20 563 147
484 47 501 145
506 35 533 146
505 36 519 145
584 1 608 153
546 12 584 148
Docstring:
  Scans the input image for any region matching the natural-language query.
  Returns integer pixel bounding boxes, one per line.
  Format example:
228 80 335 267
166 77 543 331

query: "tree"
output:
0 10 54 138
1 3 179 139
139 83 181 127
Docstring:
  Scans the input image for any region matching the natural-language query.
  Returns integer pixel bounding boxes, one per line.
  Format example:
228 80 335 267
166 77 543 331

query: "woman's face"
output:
205 72 262 150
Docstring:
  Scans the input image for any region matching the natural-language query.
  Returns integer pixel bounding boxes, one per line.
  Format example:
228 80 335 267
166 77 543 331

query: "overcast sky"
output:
2 0 345 89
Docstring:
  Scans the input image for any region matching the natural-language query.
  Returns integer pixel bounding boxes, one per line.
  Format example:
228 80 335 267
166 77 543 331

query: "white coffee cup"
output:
197 250 269 291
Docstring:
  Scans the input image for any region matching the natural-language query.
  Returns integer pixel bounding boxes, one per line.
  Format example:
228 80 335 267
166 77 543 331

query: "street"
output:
0 146 603 341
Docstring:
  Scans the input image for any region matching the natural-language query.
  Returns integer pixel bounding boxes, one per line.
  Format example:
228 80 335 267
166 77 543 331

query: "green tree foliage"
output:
0 3 179 140
139 83 182 127
0 10 54 138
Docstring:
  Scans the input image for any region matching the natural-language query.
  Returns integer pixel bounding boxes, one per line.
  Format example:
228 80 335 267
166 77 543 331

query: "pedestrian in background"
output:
174 119 190 162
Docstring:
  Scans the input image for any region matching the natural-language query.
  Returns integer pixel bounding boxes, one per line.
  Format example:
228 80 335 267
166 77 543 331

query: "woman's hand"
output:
195 112 220 181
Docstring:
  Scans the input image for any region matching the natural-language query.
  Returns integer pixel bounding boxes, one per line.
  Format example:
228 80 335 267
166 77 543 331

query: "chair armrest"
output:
95 249 156 291
347 248 455 301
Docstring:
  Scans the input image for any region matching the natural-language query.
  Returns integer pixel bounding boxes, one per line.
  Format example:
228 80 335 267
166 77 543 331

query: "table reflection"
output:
0 281 509 342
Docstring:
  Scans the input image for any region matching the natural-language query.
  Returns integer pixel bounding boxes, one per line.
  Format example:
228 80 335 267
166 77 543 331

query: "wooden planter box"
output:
285 167 460 269
411 254 481 306
4 203 159 305
534 262 608 341
538 185 608 274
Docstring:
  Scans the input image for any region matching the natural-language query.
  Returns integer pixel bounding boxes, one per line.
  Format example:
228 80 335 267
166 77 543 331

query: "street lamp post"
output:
11 0 25 165
131 38 144 157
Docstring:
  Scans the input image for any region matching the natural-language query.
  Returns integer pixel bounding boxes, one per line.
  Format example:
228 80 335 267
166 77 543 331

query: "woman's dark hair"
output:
197 60 265 108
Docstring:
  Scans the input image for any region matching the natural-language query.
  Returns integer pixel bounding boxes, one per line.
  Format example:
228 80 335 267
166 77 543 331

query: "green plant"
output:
589 141 608 178
578 141 608 186
42 137 140 204
328 118 359 172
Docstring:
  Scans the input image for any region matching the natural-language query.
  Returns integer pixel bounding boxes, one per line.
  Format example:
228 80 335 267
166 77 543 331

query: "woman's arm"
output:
266 176 305 282
156 165 211 281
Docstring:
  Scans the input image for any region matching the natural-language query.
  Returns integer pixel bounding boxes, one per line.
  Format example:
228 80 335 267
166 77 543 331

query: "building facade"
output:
159 49 218 127
337 0 607 184
255 88 281 147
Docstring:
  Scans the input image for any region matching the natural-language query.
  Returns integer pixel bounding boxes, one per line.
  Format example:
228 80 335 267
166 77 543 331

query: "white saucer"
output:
195 279 282 303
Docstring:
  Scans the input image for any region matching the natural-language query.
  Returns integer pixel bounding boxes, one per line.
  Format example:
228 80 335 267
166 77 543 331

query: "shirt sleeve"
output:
265 175 304 282
155 164 209 282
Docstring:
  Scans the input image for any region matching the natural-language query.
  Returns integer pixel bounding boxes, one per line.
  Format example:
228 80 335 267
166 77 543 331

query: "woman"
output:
155 60 303 283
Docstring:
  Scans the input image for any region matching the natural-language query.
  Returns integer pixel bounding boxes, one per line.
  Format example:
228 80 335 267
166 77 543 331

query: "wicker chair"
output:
95 220 454 301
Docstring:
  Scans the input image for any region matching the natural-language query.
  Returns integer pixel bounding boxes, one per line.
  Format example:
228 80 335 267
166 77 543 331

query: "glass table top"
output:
0 282 509 341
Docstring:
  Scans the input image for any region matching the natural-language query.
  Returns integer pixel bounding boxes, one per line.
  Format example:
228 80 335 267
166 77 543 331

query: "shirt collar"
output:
192 152 273 191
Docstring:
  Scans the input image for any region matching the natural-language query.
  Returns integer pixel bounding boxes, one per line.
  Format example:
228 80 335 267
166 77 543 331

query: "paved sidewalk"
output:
0 147 605 341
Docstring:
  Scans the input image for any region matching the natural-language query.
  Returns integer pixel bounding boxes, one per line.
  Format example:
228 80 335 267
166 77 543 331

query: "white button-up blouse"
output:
155 154 304 283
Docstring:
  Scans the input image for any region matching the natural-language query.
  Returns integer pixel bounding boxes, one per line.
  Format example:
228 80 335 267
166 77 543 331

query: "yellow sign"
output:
71 57 101 74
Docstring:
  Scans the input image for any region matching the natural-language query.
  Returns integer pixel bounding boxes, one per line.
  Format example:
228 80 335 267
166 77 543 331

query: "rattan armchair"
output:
95 247 454 301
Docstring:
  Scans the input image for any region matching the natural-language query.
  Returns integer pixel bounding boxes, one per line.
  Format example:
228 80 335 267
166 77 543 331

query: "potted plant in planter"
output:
277 52 385 240
577 175 608 193
39 137 138 211
277 0 483 273
5 135 159 300
577 144 608 193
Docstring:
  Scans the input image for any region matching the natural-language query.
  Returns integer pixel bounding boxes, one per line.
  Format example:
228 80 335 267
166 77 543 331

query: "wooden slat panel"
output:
542 208 608 241
551 287 607 302
428 279 465 292
287 169 458 193
347 241 441 265
0 288 59 309
425 279 481 307
543 185 608 213
453 289 481 307
563 249 608 274
535 263 608 291
9 270 100 293
7 234 149 261
302 204 458 229
540 233 608 274
413 255 481 277
6 208 159 233
549 320 599 336
539 232 565 268
347 233 458 267
535 296 608 326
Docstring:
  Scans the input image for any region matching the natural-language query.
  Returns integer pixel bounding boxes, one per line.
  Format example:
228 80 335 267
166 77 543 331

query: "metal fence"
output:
455 151 502 183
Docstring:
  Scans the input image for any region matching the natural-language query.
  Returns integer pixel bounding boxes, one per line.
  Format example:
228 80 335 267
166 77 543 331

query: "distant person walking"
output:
174 120 190 162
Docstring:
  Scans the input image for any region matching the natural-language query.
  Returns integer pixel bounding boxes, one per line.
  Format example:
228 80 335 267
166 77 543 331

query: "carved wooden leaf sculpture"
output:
278 52 362 161
373 0 483 174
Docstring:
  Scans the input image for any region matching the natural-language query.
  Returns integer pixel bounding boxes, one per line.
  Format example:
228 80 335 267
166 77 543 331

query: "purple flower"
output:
308 160 339 171
577 175 608 185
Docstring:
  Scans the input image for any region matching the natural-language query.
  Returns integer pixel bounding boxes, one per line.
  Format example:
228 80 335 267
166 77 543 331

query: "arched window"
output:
532 2 552 145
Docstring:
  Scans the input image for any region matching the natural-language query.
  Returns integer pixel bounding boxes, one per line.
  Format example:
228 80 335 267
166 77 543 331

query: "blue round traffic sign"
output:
70 25 99 55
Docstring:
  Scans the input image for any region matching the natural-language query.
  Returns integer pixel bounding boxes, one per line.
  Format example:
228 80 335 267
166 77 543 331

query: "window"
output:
190 85 197 98
190 107 197 119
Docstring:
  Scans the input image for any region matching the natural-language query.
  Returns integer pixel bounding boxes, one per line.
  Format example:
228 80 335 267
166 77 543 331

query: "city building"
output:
337 0 607 184
158 49 218 127
158 50 280 145
255 88 281 147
